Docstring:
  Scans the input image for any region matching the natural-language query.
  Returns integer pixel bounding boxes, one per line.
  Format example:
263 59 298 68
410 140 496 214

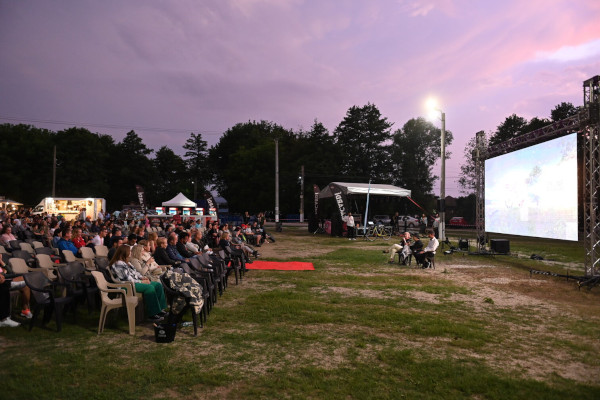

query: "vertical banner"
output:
329 183 349 237
313 184 320 216
329 183 349 219
135 185 148 214
203 191 218 220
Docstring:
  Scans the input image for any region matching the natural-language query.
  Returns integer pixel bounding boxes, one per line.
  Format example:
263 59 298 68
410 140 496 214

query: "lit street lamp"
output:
427 98 446 242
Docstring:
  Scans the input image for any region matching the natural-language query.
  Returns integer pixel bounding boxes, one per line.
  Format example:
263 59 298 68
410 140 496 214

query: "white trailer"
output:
32 197 106 221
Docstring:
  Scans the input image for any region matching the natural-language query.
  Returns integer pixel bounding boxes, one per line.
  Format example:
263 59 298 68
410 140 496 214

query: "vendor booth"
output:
316 182 411 236
161 192 217 226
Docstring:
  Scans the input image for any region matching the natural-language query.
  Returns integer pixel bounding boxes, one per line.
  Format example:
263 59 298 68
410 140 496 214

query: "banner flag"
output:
313 184 320 216
203 191 218 220
328 183 349 219
135 185 148 214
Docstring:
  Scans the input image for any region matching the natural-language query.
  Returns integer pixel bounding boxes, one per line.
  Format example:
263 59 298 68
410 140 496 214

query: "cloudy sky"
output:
1 0 599 196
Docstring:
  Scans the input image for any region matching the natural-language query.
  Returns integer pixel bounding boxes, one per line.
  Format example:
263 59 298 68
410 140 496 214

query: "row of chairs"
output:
3 238 247 336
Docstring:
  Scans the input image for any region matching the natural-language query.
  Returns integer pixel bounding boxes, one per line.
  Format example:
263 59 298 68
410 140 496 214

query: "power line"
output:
0 115 223 136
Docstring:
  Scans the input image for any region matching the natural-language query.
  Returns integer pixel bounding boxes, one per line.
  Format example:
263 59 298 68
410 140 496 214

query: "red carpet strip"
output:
245 260 315 270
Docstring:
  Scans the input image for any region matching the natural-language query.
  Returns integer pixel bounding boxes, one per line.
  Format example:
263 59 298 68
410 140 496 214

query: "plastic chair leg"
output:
125 303 136 335
98 306 107 334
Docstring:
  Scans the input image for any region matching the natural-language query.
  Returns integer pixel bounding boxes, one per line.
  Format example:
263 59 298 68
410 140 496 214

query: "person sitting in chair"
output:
383 232 411 264
415 229 439 268
109 245 167 321
398 234 424 265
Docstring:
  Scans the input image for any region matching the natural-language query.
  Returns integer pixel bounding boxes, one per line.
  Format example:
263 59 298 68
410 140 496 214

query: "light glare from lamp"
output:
425 97 441 121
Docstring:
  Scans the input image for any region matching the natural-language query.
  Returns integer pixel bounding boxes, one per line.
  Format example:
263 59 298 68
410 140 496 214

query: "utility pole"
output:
300 165 305 223
275 138 280 223
52 145 56 198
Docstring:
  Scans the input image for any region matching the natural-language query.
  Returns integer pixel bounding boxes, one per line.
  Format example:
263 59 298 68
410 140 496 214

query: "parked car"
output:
397 215 419 228
448 217 469 227
372 215 391 225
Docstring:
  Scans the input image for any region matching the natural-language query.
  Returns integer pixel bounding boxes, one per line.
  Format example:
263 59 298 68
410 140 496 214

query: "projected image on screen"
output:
485 133 578 241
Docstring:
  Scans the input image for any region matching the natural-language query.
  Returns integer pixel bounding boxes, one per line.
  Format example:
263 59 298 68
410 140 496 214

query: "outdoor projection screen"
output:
485 132 578 241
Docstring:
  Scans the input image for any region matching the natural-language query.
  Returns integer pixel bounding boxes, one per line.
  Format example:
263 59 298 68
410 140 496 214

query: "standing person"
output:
243 211 251 225
432 213 440 238
343 212 356 240
420 214 428 234
392 212 400 234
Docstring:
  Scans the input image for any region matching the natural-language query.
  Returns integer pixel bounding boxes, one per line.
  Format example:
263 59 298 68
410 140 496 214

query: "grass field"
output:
1 227 599 399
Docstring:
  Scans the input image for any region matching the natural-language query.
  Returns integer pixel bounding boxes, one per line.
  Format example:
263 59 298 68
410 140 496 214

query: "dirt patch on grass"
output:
249 232 600 384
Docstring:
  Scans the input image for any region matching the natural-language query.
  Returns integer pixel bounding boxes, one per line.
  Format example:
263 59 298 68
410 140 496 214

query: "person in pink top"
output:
0 225 17 247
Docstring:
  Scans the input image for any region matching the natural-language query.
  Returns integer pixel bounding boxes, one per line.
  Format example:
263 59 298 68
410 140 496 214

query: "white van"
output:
32 197 106 221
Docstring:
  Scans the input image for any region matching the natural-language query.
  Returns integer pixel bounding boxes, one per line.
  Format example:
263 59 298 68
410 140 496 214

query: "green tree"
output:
458 132 487 195
110 130 156 208
0 124 55 205
551 102 578 122
333 103 393 182
183 132 209 200
209 121 293 213
153 146 189 201
54 127 113 200
488 114 527 146
523 117 550 133
389 117 453 204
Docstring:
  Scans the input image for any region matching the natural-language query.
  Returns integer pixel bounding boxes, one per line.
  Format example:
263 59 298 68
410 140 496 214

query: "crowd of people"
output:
0 207 276 328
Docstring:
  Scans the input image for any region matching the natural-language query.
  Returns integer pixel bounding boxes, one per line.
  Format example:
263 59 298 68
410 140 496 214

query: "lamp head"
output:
425 97 442 121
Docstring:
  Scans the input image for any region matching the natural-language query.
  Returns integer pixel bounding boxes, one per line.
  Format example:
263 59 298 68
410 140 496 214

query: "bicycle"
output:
364 223 393 241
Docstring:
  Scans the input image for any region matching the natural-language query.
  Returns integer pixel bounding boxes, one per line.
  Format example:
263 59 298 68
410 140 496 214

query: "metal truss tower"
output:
474 131 486 252
583 76 600 276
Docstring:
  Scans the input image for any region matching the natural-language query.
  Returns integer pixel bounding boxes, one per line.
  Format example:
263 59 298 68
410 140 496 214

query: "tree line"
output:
1 103 455 217
2 101 578 218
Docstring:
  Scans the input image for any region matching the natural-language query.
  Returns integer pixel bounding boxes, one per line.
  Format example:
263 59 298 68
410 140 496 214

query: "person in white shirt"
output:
432 213 440 238
91 228 107 247
343 212 356 240
415 229 439 268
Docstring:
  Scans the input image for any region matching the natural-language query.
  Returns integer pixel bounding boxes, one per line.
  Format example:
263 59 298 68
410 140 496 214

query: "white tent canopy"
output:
319 182 411 198
161 192 196 207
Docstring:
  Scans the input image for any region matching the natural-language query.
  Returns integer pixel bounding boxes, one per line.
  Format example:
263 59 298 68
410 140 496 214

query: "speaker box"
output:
458 239 469 251
490 239 510 254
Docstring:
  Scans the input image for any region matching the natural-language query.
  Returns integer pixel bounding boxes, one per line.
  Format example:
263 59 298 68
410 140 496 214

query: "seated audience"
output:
146 232 158 254
57 229 79 254
0 273 19 327
0 257 32 319
414 229 439 268
383 232 411 264
109 245 167 321
154 237 179 267
177 233 198 258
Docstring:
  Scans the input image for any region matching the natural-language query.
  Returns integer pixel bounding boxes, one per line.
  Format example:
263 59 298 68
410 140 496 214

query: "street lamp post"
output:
440 111 446 243
426 98 446 242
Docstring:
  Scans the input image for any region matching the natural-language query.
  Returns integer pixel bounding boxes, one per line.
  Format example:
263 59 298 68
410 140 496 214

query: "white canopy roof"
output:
161 192 197 207
319 182 411 198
